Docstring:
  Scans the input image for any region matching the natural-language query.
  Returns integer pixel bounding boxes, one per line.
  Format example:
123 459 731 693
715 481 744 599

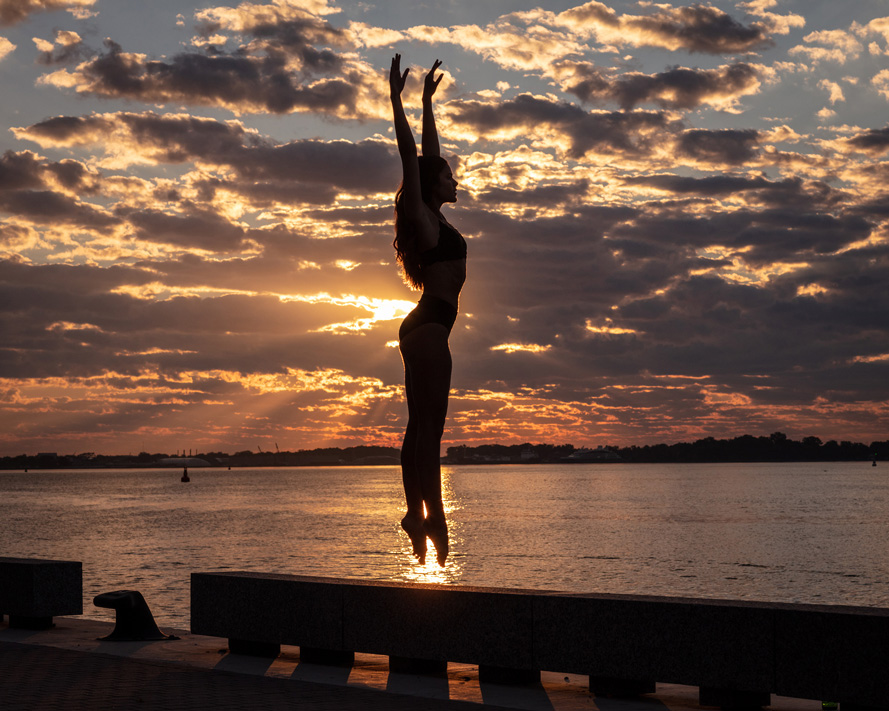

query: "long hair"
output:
393 155 450 290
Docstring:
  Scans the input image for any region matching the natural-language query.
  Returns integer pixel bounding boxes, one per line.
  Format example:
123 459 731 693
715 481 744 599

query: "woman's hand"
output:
390 54 409 97
423 59 443 102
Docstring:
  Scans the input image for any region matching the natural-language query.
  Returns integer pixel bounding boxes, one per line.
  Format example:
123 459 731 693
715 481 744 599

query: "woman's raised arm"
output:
422 59 443 158
390 54 423 221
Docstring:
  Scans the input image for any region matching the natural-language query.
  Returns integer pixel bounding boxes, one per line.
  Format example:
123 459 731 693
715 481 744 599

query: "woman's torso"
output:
419 219 466 308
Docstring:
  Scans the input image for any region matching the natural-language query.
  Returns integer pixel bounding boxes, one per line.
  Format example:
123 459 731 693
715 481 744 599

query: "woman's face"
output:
434 165 458 204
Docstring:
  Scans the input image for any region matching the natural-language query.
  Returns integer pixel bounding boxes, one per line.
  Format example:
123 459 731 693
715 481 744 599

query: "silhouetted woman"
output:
390 55 465 566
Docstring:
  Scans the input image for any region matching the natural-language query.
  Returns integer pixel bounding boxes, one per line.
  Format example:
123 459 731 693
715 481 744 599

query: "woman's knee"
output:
416 418 446 442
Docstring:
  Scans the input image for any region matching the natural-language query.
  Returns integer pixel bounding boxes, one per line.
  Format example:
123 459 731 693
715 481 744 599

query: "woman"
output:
390 54 466 567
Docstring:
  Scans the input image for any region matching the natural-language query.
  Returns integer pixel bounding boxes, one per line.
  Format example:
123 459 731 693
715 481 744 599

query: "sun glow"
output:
585 319 638 335
280 293 415 333
490 343 552 354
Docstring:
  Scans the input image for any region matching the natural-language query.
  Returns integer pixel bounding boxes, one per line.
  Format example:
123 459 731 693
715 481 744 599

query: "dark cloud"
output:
631 3 773 54
472 180 592 208
0 0 92 26
448 95 676 159
0 149 99 195
57 39 360 115
562 61 761 110
116 205 249 252
0 152 112 227
15 114 115 143
625 173 775 195
624 174 847 208
0 150 44 190
228 138 399 191
40 4 377 119
19 111 399 194
676 128 761 165
847 126 889 155
560 2 773 54
735 210 873 264
607 204 873 266
208 15 348 73
0 188 115 227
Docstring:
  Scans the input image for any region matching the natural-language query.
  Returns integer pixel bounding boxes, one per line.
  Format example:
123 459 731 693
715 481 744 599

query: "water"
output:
2 462 887 629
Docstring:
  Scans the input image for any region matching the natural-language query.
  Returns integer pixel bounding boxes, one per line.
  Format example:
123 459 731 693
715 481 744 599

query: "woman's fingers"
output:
390 54 409 93
424 60 443 97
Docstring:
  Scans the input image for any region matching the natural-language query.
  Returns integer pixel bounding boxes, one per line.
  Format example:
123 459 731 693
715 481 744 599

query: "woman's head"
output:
393 156 456 290
418 156 456 205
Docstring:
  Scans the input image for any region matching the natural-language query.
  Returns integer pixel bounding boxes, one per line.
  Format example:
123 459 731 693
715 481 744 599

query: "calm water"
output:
2 462 887 629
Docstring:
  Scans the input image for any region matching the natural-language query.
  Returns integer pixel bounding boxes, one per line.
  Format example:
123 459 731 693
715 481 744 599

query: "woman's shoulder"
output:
404 206 441 248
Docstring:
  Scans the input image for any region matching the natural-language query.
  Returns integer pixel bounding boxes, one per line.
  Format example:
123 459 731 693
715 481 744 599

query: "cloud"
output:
737 0 805 36
36 2 387 119
790 28 863 64
675 128 761 165
623 173 809 198
15 111 399 192
557 60 763 110
853 15 889 45
552 2 778 54
401 2 787 101
846 125 889 155
0 149 113 232
0 35 13 60
817 78 845 104
9 113 402 255
39 38 373 117
405 21 585 75
873 69 889 100
34 29 88 65
0 0 96 26
115 206 250 252
446 94 677 160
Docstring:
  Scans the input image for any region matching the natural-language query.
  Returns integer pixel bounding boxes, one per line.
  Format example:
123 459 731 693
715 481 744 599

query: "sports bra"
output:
419 221 467 267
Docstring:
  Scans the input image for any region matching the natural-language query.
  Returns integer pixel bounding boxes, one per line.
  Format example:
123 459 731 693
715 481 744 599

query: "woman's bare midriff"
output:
421 259 466 308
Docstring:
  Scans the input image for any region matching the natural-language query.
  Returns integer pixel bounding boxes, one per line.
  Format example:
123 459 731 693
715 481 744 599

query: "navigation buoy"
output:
181 466 190 482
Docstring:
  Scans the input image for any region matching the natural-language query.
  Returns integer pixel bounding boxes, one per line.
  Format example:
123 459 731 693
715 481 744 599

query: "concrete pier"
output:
1 616 828 711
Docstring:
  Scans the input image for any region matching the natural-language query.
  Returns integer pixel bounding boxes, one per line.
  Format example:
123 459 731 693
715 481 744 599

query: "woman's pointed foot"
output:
423 517 449 567
401 514 427 564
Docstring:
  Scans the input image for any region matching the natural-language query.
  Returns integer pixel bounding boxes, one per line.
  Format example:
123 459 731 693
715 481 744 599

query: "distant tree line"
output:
444 443 575 464
615 432 886 463
0 445 401 470
446 433 888 465
2 433 887 469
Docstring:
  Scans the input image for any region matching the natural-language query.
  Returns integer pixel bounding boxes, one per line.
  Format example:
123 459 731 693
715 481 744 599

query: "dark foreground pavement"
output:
0 641 516 711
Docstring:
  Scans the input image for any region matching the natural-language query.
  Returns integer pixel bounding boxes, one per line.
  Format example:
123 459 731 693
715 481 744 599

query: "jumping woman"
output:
390 55 466 567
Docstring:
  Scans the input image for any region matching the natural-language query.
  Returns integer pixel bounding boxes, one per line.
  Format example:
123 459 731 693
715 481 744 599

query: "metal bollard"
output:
93 590 179 641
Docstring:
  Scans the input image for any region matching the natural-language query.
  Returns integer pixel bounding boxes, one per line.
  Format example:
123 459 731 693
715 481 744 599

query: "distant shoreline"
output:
2 432 884 470
1 456 881 471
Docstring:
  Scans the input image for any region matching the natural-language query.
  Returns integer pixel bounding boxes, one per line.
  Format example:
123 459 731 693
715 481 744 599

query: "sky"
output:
1 0 888 456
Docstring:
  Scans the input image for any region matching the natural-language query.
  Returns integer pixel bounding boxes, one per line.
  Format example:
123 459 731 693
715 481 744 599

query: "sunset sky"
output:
1 0 888 456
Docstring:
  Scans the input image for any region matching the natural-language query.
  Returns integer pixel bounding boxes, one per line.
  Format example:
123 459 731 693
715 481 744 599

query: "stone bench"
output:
191 572 889 709
0 557 83 629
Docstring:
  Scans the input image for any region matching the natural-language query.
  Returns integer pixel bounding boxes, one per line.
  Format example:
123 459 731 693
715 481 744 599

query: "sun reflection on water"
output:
398 468 465 584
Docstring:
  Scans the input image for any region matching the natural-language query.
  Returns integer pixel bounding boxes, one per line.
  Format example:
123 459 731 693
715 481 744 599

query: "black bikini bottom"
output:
399 294 458 340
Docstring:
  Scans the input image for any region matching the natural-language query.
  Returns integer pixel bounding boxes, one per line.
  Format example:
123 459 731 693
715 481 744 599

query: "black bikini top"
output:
419 221 466 267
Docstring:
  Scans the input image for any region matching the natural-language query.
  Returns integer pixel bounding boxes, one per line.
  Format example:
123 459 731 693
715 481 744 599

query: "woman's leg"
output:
399 359 426 563
400 323 452 565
